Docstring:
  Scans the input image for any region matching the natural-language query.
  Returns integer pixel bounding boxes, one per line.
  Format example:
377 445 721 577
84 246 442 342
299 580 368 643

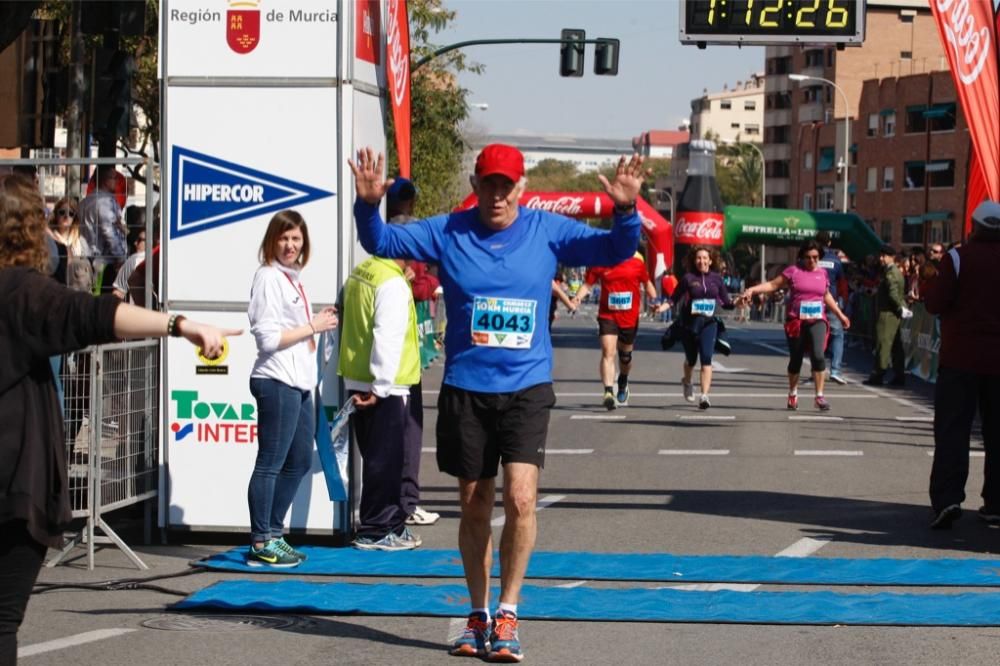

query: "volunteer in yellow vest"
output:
339 255 425 551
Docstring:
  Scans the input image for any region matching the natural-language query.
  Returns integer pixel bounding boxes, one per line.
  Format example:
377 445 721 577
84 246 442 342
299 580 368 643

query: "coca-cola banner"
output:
386 0 412 178
931 0 1000 233
673 211 724 246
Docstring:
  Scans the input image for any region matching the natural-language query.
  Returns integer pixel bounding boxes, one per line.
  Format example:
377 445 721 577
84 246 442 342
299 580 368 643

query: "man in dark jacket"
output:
924 201 1000 529
864 245 911 386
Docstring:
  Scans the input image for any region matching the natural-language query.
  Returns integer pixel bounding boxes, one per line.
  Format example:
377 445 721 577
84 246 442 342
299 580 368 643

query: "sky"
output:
435 0 765 141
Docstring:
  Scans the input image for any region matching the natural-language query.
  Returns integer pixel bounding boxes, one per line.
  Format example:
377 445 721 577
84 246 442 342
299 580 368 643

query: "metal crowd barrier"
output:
46 339 161 571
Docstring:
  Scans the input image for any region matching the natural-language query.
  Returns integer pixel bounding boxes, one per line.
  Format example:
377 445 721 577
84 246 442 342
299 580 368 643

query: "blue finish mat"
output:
195 547 1000 587
176 580 1000 626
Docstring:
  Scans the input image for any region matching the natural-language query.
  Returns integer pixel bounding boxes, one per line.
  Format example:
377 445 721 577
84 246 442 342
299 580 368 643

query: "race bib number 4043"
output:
471 296 537 349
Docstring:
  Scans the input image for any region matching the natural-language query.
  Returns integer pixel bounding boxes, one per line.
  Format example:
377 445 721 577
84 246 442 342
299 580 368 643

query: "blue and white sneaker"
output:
487 609 523 662
616 384 630 407
246 540 301 568
352 531 416 551
450 611 491 657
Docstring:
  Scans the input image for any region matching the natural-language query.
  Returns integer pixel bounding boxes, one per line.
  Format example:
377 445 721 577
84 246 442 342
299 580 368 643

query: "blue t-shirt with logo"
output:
818 247 844 300
354 199 640 392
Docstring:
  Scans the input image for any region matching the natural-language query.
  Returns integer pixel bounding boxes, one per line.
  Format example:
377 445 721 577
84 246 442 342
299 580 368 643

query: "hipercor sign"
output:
169 146 335 239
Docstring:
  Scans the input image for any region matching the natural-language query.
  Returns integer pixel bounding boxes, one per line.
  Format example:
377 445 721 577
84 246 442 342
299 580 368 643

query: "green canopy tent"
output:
722 206 883 262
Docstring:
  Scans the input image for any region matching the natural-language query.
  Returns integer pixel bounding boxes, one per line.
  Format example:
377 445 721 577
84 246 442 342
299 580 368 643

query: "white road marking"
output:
752 341 788 355
555 580 588 588
856 382 933 414
927 451 985 457
896 416 934 422
659 449 730 455
570 414 627 420
19 628 137 658
678 415 736 421
557 392 874 399
447 617 468 643
491 494 565 527
547 449 594 454
711 361 746 372
795 449 863 456
421 447 436 453
666 537 832 592
789 415 844 422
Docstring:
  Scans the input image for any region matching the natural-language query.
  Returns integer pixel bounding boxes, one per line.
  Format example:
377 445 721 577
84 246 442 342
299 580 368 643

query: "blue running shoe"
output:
487 610 523 662
246 540 300 568
450 611 490 657
616 384 630 407
272 536 306 561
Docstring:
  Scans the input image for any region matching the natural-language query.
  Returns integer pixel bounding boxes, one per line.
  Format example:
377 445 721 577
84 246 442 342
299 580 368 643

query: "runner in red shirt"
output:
573 253 657 410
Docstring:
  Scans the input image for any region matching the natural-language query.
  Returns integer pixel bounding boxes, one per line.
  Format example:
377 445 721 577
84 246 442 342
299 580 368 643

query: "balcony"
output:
798 65 826 81
765 109 791 127
766 75 791 92
764 143 791 161
765 178 790 196
798 103 825 123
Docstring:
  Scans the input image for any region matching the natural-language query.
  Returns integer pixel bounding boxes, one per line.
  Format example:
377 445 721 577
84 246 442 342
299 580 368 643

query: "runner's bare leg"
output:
498 462 539 604
458 477 496 608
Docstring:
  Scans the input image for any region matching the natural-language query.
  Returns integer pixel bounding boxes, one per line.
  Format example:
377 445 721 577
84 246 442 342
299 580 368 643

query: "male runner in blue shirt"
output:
349 144 646 662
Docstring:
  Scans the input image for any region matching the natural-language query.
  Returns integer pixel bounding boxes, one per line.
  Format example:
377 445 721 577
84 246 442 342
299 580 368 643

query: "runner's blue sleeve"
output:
353 198 443 262
549 209 641 267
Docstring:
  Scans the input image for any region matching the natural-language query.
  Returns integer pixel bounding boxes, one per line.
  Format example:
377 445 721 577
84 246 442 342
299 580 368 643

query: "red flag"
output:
930 0 1000 221
965 151 989 239
386 0 412 178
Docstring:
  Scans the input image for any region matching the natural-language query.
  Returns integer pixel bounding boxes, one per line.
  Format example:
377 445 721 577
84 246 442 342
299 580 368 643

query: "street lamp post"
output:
789 73 851 213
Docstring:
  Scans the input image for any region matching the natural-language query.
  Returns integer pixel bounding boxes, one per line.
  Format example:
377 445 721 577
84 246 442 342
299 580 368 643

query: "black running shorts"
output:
436 383 556 479
597 317 638 346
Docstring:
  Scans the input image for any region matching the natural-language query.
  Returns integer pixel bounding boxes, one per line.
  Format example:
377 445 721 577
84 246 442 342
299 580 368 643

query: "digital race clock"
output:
679 0 866 46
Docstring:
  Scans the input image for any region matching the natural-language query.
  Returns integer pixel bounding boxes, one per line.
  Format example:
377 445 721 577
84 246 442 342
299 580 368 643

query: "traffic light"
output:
92 47 134 139
560 29 585 77
594 38 620 76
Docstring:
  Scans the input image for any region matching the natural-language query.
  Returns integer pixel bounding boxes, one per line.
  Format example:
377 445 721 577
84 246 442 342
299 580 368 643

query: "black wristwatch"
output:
614 201 637 215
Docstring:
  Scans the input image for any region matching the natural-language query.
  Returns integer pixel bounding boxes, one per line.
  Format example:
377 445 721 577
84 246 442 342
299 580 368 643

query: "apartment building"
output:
853 70 968 248
689 73 765 143
763 0 948 218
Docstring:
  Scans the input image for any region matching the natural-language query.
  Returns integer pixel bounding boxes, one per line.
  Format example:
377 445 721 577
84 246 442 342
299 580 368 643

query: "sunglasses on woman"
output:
56 208 76 218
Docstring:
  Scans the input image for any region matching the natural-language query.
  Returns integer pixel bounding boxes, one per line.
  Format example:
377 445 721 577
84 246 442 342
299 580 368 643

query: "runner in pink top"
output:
739 239 850 411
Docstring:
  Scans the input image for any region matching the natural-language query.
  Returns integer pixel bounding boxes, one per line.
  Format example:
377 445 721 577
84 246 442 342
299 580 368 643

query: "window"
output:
930 221 951 243
883 111 896 137
926 103 957 131
901 51 913 59
902 216 924 244
868 114 879 137
804 152 813 170
803 193 813 210
883 166 895 190
900 12 914 23
816 186 835 211
866 167 877 191
904 161 925 189
803 86 823 104
768 125 790 144
767 160 790 178
804 50 824 67
731 122 741 129
881 221 893 242
817 147 836 172
927 160 956 187
905 106 928 133
744 123 760 135
720 100 732 110
744 100 756 111
768 92 792 109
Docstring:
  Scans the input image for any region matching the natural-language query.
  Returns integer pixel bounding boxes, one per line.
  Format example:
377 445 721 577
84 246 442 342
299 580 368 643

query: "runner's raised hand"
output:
348 147 393 205
597 154 650 208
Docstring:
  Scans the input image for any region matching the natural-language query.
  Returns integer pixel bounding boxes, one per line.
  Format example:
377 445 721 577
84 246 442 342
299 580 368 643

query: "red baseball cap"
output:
475 144 524 182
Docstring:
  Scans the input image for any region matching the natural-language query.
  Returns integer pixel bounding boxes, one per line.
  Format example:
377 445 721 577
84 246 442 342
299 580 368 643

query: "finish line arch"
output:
457 191 674 278
722 206 883 261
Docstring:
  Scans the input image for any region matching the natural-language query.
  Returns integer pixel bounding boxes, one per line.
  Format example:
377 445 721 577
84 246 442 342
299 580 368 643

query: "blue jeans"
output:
827 311 844 375
247 377 314 544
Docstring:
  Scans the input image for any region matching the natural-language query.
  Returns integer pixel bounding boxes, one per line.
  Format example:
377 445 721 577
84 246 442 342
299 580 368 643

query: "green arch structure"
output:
723 206 883 261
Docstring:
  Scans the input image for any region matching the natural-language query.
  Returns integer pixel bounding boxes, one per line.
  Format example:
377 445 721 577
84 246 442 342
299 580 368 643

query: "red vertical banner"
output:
386 0 412 178
356 0 381 65
930 0 1000 234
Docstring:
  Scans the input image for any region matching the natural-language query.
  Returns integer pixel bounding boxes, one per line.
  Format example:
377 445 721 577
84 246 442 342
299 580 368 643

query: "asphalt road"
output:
20 311 999 665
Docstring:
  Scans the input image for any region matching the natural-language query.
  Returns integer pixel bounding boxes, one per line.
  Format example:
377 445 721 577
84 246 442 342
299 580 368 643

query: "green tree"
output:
385 0 478 216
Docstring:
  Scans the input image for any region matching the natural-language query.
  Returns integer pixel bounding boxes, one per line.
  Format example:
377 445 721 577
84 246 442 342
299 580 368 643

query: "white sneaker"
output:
405 506 440 526
829 373 848 385
682 380 695 403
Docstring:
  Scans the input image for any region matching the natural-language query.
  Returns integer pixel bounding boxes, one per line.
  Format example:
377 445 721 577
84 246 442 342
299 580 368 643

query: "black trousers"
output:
929 367 1000 512
0 522 46 666
352 383 423 539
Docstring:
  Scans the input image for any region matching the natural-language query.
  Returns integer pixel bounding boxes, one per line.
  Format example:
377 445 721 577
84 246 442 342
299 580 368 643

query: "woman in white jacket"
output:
246 210 338 567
